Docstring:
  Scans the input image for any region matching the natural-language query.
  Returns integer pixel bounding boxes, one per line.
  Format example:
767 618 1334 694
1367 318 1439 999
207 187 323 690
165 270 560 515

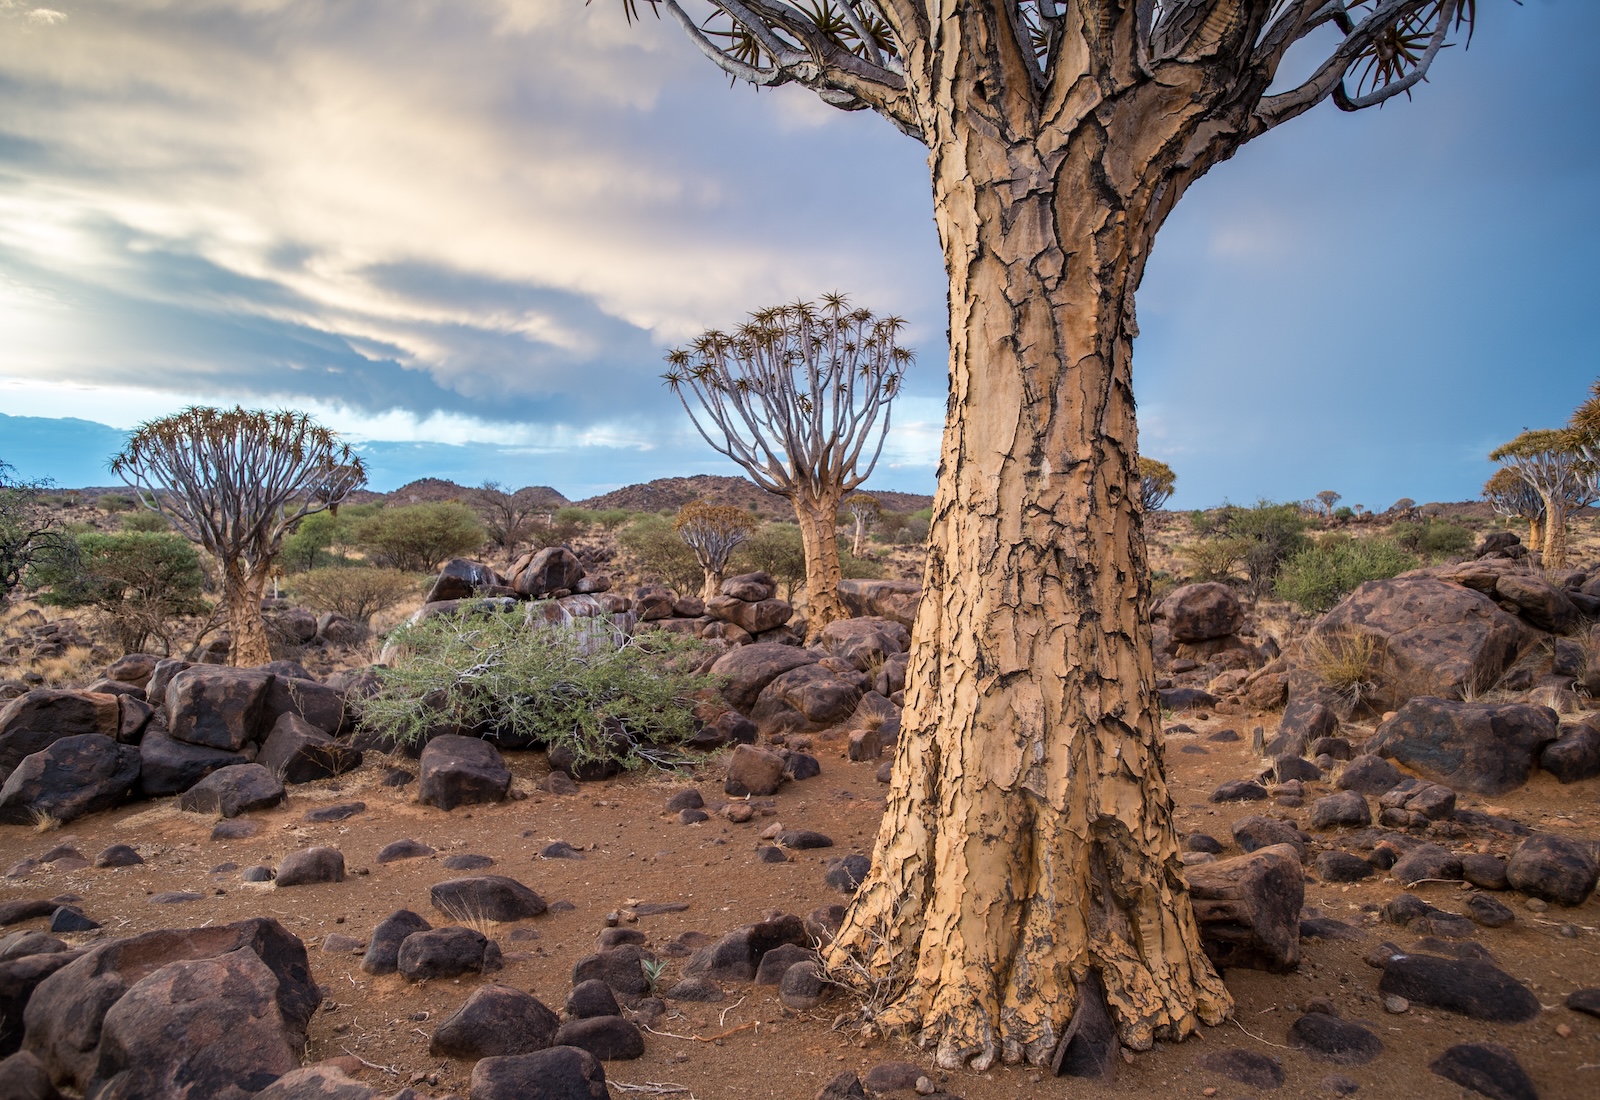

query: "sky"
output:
0 1 1595 507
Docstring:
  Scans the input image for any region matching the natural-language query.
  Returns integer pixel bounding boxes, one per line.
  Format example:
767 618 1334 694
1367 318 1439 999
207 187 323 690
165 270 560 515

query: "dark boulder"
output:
470 1046 610 1100
0 735 140 825
430 875 547 922
508 547 585 599
275 847 345 887
360 910 431 976
418 734 510 810
258 714 362 783
137 727 247 798
1505 834 1598 907
1372 697 1558 796
1378 954 1539 1022
431 983 560 1058
176 763 285 818
396 927 499 981
1429 1043 1539 1100
1159 583 1245 643
164 666 274 751
1539 720 1600 783
0 690 123 782
710 644 818 714
552 1016 644 1061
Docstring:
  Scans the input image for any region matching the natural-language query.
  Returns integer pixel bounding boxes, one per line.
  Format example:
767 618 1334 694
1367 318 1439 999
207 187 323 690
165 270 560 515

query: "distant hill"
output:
381 478 569 508
574 475 934 519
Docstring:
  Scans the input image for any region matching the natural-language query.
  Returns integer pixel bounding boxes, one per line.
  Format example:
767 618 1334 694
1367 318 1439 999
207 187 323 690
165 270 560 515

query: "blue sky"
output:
0 1 1595 507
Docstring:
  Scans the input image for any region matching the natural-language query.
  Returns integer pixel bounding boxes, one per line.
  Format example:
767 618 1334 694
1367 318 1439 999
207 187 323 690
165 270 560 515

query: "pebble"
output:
1383 995 1409 1014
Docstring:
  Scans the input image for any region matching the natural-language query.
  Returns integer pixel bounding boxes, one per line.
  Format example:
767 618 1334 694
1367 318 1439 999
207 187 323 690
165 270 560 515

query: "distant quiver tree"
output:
664 295 909 636
845 493 881 555
609 0 1505 1071
1489 429 1595 569
1315 490 1342 517
1482 466 1545 549
673 500 757 600
1137 458 1176 512
112 407 366 666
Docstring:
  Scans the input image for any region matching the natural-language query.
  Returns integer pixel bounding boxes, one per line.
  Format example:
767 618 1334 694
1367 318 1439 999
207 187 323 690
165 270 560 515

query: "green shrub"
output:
34 531 208 653
1275 536 1417 613
1332 506 1355 521
117 510 171 532
360 608 713 766
1388 518 1474 561
618 514 703 593
287 566 422 625
281 510 359 572
354 503 486 572
736 523 806 597
98 493 136 513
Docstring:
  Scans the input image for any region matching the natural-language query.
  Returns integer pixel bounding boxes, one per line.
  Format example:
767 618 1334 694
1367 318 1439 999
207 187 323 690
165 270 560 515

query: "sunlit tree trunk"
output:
793 488 846 639
701 568 723 603
1539 494 1568 568
222 562 273 667
826 76 1231 1070
1529 515 1545 553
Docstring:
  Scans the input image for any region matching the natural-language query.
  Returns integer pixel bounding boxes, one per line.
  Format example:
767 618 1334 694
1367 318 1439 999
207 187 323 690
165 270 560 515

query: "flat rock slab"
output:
1429 1042 1539 1100
1195 1048 1285 1089
1378 954 1539 1022
430 875 547 922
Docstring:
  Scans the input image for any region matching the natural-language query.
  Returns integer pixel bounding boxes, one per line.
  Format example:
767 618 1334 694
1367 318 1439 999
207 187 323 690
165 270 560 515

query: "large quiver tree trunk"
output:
222 561 273 667
793 488 846 641
823 65 1234 1071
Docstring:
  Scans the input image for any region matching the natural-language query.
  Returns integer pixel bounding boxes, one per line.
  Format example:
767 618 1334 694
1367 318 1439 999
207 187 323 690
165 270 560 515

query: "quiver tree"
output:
1315 490 1342 517
1489 429 1596 569
1137 458 1176 512
1482 466 1545 549
664 296 909 635
615 0 1495 1070
112 407 366 666
673 500 758 599
845 493 881 555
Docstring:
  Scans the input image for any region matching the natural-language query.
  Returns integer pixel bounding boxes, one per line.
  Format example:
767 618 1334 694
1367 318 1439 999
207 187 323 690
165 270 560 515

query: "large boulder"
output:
1371 697 1559 796
427 559 504 603
838 579 921 629
165 666 274 751
1314 578 1535 711
0 690 123 783
706 595 793 636
1158 583 1245 643
508 547 585 598
1184 843 1303 973
418 735 510 811
1505 834 1599 907
105 653 161 688
750 664 863 735
90 948 301 1097
22 918 317 1095
137 728 248 798
820 617 909 672
1540 720 1600 783
720 572 777 602
710 644 818 714
263 677 347 737
0 735 141 825
470 1046 610 1100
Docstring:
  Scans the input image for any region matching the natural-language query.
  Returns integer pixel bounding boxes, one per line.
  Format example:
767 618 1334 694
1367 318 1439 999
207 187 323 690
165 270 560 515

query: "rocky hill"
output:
575 475 932 519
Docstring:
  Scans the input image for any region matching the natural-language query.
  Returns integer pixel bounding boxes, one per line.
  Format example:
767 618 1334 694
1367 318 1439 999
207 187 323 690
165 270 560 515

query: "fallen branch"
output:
339 1047 400 1075
641 1021 760 1043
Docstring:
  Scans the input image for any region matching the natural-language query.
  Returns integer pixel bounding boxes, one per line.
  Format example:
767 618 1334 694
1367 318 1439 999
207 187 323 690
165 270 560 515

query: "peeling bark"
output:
1538 493 1568 568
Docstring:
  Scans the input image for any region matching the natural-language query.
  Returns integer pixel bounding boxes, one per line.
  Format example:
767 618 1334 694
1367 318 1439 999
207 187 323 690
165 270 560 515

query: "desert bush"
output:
98 493 136 513
840 548 885 579
287 566 422 625
1180 537 1246 582
737 523 807 597
592 508 633 531
281 510 360 573
1332 505 1355 521
1388 518 1474 561
117 510 171 533
360 608 712 767
618 514 704 593
354 503 486 572
33 531 209 654
1275 535 1416 613
0 463 76 604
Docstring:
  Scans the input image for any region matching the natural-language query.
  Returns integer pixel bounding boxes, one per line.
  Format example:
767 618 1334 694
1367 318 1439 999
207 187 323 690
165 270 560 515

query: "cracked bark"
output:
824 21 1238 1069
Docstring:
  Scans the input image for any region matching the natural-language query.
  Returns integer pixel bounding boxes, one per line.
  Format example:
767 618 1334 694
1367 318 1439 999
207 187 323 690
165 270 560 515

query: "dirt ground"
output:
2 711 1597 1100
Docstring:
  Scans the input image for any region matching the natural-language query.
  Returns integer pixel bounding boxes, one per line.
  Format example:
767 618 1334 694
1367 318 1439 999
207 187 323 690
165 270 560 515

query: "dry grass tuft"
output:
1301 630 1383 706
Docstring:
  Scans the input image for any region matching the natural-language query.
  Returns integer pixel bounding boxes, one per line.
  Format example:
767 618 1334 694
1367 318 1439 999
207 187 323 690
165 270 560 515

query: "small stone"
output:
1566 987 1600 1017
1315 851 1373 883
442 853 495 870
1210 779 1268 803
551 1015 645 1061
1525 897 1548 913
757 846 788 863
1383 995 1409 1014
93 844 143 868
1320 1073 1360 1096
1194 1048 1285 1089
274 846 345 887
241 865 273 882
302 801 365 823
540 841 584 860
49 905 100 933
376 839 435 863
1466 893 1515 929
1287 1013 1383 1065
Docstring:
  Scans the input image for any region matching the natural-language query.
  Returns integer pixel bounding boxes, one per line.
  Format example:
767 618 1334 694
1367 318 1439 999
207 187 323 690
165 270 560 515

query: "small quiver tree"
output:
1488 429 1596 569
1315 490 1342 518
112 407 366 667
673 500 757 601
664 295 910 638
845 493 881 556
1137 458 1176 513
1482 467 1546 550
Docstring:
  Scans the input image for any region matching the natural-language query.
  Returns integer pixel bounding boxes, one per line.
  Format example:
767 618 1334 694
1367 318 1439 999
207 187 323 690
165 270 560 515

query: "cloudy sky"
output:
0 0 1595 506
